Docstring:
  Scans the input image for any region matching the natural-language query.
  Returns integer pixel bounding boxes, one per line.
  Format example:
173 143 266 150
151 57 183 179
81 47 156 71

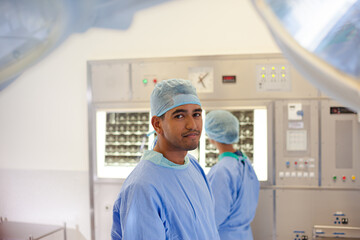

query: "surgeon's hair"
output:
159 113 165 120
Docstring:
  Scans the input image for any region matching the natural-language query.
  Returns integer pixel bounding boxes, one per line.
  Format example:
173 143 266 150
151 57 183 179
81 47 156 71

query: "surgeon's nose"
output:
185 116 197 130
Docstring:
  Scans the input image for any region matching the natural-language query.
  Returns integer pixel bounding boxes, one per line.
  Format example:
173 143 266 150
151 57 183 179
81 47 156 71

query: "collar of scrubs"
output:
218 151 245 162
142 150 190 169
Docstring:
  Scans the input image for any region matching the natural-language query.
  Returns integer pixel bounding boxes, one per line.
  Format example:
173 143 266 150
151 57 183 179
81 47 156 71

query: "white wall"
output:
0 0 279 239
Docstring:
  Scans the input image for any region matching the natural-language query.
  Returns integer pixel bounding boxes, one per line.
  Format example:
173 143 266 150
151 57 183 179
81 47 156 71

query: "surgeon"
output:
111 79 220 240
205 110 260 240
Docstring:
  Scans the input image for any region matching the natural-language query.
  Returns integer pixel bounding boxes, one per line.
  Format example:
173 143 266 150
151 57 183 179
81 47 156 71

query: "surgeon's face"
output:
157 104 202 152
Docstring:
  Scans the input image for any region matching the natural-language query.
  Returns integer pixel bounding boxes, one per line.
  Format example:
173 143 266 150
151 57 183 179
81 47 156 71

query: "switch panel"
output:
321 100 360 188
256 64 291 91
275 100 319 186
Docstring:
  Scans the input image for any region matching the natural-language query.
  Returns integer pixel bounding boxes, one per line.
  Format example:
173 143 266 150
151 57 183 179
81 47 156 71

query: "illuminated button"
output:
282 66 285 70
272 74 275 78
342 176 346 181
272 66 275 70
351 175 356 181
333 176 337 181
295 161 298 165
262 74 265 78
142 79 148 84
153 78 157 84
282 74 286 77
286 161 290 168
262 67 265 70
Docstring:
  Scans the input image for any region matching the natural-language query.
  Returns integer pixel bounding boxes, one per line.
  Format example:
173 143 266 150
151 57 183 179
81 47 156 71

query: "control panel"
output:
88 54 320 104
313 212 360 239
256 64 291 91
275 100 319 186
292 230 308 240
332 212 349 225
276 189 360 240
321 100 360 188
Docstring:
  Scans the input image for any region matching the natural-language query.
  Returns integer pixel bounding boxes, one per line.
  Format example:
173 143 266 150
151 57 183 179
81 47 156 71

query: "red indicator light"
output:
342 176 346 180
295 161 298 165
222 75 236 83
153 79 157 84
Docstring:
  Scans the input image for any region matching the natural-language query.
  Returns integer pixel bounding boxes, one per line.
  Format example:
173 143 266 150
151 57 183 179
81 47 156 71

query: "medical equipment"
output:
88 54 360 240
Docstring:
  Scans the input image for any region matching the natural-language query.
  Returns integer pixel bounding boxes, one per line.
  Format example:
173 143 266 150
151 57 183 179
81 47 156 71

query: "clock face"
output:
188 67 214 93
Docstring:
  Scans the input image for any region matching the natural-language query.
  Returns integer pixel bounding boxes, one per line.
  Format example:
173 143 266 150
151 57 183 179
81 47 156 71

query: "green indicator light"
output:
262 74 265 78
143 79 148 84
333 176 337 180
272 74 275 78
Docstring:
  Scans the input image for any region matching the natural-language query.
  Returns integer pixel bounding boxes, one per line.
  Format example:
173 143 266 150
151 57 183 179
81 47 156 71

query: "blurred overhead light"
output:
0 0 172 90
251 0 360 112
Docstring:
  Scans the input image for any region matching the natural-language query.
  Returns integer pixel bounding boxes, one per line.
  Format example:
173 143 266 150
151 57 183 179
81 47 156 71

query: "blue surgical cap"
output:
150 79 201 117
205 110 239 144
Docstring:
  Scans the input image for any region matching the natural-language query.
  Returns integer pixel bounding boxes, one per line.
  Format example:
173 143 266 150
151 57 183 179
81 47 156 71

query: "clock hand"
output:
198 77 206 88
198 72 209 88
201 72 209 79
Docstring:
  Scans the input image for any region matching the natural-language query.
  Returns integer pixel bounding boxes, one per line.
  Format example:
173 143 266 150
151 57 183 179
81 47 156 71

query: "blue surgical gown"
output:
207 151 260 240
112 150 220 240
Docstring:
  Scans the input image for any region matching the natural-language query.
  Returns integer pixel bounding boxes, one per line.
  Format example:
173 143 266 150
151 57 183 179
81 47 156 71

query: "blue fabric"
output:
205 110 239 144
145 149 189 169
150 79 201 117
207 151 260 240
112 150 220 240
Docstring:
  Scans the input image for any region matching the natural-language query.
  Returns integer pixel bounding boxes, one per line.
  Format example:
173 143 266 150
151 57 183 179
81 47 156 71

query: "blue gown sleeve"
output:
111 183 166 240
207 163 238 227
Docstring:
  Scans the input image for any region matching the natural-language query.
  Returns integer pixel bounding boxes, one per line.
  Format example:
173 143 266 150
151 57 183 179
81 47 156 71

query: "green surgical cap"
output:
205 110 239 144
150 79 201 117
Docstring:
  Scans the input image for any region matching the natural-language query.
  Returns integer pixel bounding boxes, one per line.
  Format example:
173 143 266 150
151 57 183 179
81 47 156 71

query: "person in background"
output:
111 79 220 240
205 110 260 240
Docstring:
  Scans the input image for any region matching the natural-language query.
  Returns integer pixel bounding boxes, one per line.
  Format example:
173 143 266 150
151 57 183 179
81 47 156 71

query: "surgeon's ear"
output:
151 116 163 135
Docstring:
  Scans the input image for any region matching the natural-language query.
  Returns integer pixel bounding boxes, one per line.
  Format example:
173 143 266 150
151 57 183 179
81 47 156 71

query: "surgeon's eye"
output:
193 112 202 118
174 114 184 119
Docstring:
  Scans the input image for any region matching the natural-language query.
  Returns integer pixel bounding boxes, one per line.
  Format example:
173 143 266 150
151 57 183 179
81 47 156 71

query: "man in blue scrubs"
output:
205 110 260 240
111 79 220 240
